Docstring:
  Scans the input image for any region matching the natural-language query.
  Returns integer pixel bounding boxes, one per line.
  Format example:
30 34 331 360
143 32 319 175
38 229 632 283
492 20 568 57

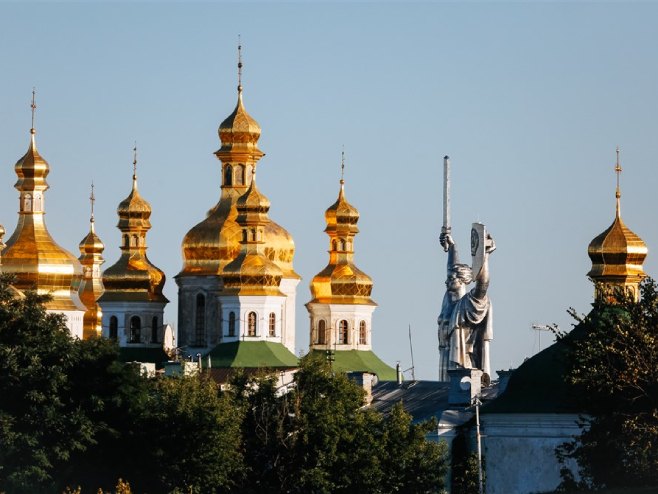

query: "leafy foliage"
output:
0 274 447 493
557 279 658 490
231 354 448 494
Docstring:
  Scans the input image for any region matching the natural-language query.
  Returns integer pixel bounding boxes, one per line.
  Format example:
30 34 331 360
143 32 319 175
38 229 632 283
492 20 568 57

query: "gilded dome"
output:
223 176 284 296
78 209 105 339
100 167 167 304
587 213 647 281
587 151 647 301
2 130 85 313
309 180 375 306
179 86 298 281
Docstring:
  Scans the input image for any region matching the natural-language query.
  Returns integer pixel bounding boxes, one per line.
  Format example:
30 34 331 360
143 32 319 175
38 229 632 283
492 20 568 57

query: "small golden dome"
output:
587 150 647 301
215 89 265 161
309 179 375 306
78 198 105 340
223 176 284 296
587 213 647 281
14 131 50 193
101 162 167 304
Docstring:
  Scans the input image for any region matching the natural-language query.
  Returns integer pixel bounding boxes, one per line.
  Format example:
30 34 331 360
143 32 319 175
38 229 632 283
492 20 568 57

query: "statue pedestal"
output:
448 368 483 406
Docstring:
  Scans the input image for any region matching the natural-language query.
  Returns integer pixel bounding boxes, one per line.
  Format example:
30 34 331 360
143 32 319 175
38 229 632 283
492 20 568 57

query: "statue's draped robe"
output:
439 288 492 377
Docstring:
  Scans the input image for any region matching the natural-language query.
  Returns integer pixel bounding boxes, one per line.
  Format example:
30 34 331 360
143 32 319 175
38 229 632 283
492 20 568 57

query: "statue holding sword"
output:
438 156 495 382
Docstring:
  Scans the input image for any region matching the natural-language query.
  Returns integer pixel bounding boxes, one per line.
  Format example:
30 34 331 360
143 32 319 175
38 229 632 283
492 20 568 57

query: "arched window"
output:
339 320 349 344
318 320 326 344
130 235 137 247
123 234 129 247
109 316 118 340
359 320 367 345
268 312 276 336
195 294 206 346
235 164 245 186
23 193 32 212
340 239 346 251
151 316 159 343
224 165 233 186
248 312 257 336
228 312 236 337
130 316 141 343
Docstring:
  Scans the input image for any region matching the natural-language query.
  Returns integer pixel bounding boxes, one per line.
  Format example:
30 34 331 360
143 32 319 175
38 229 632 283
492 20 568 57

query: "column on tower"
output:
176 50 299 356
98 149 169 355
306 163 395 381
587 148 647 302
77 184 106 339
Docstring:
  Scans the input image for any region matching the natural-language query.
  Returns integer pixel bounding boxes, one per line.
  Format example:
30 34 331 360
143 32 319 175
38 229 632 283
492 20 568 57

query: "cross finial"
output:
340 146 345 184
90 181 96 223
133 142 138 179
30 87 37 134
615 146 622 217
237 35 243 92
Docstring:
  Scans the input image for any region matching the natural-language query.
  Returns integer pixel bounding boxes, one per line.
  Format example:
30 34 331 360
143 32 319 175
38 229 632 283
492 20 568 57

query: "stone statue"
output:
438 230 495 381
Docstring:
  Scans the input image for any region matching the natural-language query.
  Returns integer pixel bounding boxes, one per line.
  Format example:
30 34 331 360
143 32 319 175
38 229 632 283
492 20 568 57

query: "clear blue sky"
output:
1 2 658 379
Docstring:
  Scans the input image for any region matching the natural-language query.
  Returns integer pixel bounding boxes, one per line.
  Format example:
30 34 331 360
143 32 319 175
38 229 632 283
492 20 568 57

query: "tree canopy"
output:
0 274 447 493
558 279 658 491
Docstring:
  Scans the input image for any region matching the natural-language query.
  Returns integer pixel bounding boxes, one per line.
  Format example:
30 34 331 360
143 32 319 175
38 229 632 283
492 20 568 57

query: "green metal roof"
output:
207 341 299 369
311 349 397 381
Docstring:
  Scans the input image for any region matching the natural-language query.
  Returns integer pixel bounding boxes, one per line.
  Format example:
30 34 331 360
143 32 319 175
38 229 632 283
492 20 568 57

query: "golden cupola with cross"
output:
77 184 105 339
2 92 86 337
309 164 375 306
101 151 167 304
176 44 299 354
588 149 647 302
98 149 168 348
306 155 394 381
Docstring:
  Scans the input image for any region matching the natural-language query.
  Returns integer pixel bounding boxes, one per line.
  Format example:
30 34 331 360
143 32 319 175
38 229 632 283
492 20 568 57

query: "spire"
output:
132 142 138 189
89 181 96 227
340 146 345 184
30 87 36 135
615 146 621 218
237 35 243 93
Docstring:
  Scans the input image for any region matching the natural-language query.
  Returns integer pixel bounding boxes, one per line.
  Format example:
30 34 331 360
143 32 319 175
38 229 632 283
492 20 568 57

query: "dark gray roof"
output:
371 380 502 426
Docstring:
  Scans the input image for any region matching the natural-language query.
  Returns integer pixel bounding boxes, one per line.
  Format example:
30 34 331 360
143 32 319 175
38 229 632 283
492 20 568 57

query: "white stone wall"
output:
480 413 582 494
99 300 166 347
218 294 287 344
306 302 376 351
51 309 85 339
175 275 222 349
279 277 300 353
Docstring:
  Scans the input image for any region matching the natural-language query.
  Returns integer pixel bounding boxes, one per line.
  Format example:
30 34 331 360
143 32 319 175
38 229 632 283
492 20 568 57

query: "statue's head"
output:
447 263 473 293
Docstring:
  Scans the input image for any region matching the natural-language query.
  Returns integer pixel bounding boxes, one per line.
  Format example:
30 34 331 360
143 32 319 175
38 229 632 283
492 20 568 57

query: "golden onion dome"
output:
223 175 284 295
180 77 297 280
325 179 360 234
78 186 105 339
309 178 375 305
3 121 86 313
100 156 168 304
587 150 647 301
587 212 647 281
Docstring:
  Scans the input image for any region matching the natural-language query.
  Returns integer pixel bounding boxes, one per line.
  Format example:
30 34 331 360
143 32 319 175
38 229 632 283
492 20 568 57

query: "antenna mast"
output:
408 324 416 381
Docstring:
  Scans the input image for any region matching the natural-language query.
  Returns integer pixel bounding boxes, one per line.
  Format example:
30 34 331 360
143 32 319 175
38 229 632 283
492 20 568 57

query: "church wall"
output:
218 294 286 343
176 275 222 349
307 302 375 351
100 301 166 347
49 309 85 340
279 277 299 353
480 413 582 494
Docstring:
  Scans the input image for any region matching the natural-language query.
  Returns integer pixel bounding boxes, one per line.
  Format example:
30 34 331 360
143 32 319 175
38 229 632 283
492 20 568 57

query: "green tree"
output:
232 354 448 494
0 274 146 493
132 375 245 494
558 279 658 490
